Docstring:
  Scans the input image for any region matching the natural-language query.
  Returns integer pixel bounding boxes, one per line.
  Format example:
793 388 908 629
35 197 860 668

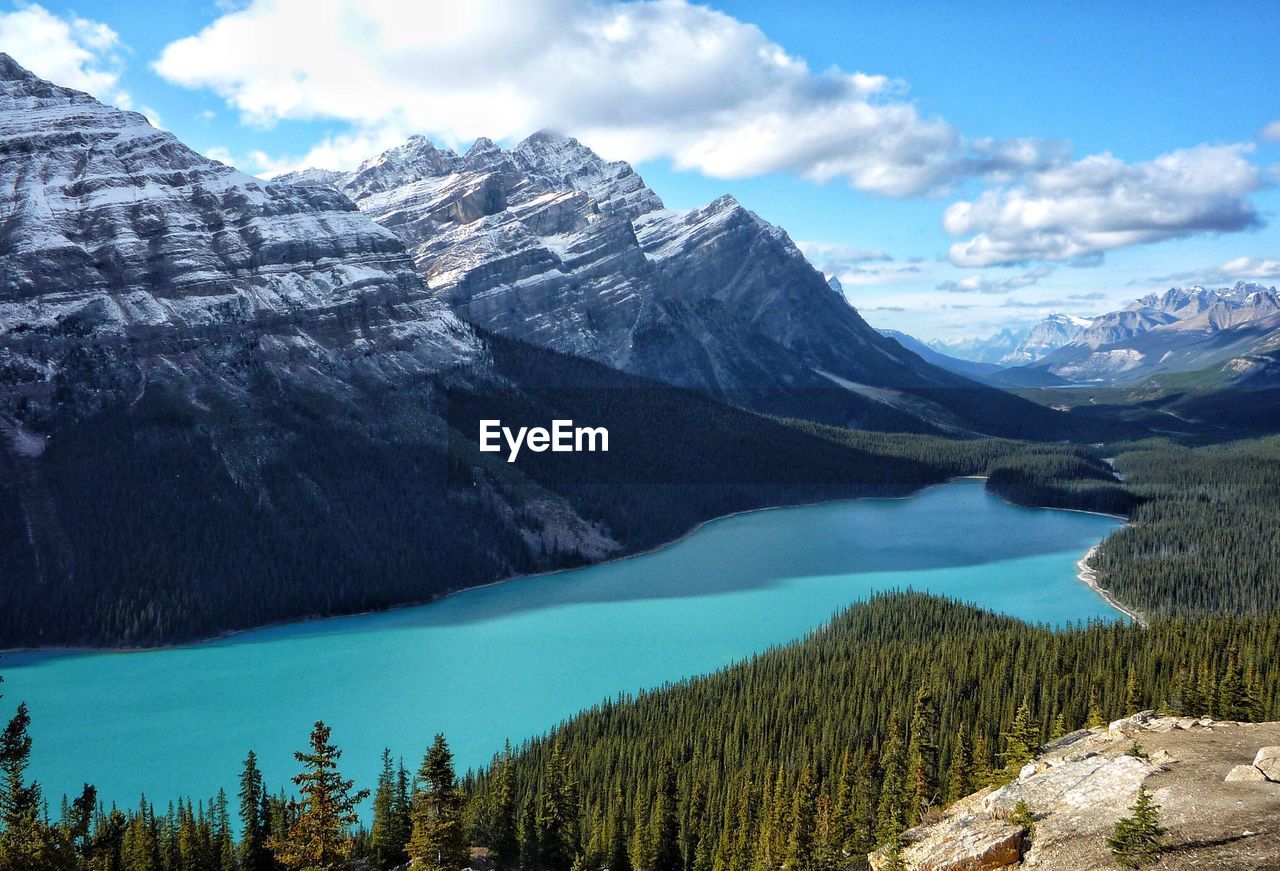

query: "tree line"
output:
4 592 1278 871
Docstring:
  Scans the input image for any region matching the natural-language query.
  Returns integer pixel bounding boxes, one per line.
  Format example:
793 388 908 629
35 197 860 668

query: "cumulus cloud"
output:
935 265 1052 293
1261 121 1280 143
0 3 132 107
944 145 1264 267
152 0 1048 195
1147 255 1280 286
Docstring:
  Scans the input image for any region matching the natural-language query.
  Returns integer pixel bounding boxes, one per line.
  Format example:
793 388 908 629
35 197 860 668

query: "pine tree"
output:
270 720 369 871
1048 712 1068 741
538 744 579 871
370 749 408 869
1085 687 1106 728
606 786 632 871
1123 670 1141 714
488 755 520 869
971 733 993 789
946 730 972 801
785 767 817 871
0 702 51 870
684 779 707 871
1107 787 1165 868
876 715 908 846
999 703 1039 780
520 797 541 871
905 684 938 823
409 734 469 871
239 751 273 871
652 763 682 871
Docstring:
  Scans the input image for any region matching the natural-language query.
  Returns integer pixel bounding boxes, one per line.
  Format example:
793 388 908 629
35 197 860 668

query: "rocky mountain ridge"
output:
1027 283 1280 384
0 52 481 403
284 132 1085 437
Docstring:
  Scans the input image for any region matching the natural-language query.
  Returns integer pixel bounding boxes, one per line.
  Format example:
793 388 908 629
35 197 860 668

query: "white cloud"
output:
1148 256 1280 286
153 0 1047 195
0 3 132 107
944 145 1263 267
936 265 1052 294
1261 121 1280 143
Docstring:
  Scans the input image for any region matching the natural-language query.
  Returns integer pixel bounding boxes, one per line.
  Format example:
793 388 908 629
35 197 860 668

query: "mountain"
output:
878 329 1005 380
1026 283 1280 383
283 133 1087 439
1002 312 1093 365
0 55 1018 647
928 327 1025 365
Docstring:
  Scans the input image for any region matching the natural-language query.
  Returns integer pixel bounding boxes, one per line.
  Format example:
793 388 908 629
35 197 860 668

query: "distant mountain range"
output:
928 313 1092 368
1023 283 1280 385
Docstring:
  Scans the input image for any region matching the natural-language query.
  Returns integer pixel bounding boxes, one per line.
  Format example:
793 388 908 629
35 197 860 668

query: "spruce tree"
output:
905 684 938 823
1107 787 1165 868
606 786 632 871
999 703 1039 780
409 734 469 871
271 720 369 871
875 715 908 846
784 767 817 871
1086 687 1106 728
488 756 520 869
651 763 682 871
538 744 579 871
238 751 272 871
946 730 972 801
371 749 409 869
0 702 49 870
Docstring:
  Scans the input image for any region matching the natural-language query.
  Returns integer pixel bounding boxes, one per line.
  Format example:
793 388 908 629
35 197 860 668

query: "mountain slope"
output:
285 134 1090 439
1027 283 1280 384
0 55 1026 647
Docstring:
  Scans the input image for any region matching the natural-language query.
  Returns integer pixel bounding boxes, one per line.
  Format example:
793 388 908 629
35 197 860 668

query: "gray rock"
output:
1253 747 1280 782
1224 764 1267 783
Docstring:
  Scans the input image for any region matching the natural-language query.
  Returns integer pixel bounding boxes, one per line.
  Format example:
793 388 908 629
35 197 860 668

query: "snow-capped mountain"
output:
929 329 1025 365
0 52 480 393
1001 313 1093 366
1028 283 1280 383
285 132 1074 436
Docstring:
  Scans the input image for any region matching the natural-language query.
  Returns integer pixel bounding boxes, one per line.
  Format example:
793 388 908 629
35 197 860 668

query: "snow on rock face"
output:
0 53 480 391
1000 313 1093 366
297 132 959 408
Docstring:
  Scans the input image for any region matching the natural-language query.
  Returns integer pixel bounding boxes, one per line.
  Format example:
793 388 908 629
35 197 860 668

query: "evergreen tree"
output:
409 734 469 871
875 715 908 846
999 703 1039 780
1085 687 1106 729
905 684 938 823
0 701 51 870
270 721 368 871
1123 670 1141 714
538 745 578 871
651 763 682 871
784 767 817 871
946 730 972 802
239 750 273 871
606 787 631 871
519 798 541 871
488 755 520 869
683 779 707 871
370 749 409 869
1107 787 1165 869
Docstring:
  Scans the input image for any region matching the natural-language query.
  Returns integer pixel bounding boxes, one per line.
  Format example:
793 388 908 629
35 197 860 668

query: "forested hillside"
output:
1091 436 1280 617
4 593 1277 870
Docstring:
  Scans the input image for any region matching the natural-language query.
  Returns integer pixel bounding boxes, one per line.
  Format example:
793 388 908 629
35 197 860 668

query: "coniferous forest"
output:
3 591 1279 871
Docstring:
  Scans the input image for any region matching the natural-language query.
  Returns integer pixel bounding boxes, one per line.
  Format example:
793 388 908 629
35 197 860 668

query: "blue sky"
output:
3 0 1279 340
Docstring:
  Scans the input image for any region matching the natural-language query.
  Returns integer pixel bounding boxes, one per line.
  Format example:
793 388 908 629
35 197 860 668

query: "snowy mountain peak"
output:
512 129 663 219
0 53 478 383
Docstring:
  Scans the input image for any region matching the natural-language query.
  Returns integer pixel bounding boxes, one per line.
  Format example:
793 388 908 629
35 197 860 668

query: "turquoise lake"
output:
0 478 1122 812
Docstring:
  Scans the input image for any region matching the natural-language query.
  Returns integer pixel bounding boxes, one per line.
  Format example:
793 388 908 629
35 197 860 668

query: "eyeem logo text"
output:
479 419 609 462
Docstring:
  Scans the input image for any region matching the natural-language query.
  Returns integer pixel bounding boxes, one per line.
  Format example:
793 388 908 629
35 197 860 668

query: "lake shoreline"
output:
1 476 1131 657
1076 544 1147 626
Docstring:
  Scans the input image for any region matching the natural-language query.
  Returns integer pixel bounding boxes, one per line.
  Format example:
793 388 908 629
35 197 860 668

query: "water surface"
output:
0 479 1121 810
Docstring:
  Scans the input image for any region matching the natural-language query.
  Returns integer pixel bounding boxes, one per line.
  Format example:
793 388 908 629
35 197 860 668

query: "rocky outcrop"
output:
875 713 1280 869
